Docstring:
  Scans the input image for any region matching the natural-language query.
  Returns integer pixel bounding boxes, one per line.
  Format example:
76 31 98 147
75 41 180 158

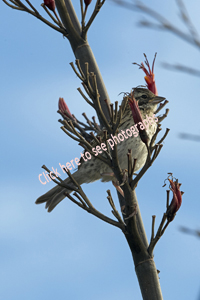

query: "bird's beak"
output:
149 96 166 104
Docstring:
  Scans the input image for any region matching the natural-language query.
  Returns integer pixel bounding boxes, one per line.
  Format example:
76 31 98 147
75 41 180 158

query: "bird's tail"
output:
35 170 85 212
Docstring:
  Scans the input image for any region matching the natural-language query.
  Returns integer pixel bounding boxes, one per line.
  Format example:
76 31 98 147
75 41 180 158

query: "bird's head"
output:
127 87 166 126
133 87 165 108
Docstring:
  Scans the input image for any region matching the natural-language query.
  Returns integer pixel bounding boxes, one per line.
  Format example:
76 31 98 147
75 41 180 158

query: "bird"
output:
36 87 165 212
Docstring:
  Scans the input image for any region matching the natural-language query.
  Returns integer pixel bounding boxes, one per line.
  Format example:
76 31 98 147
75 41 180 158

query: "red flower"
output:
44 0 55 12
133 53 158 95
167 178 183 222
58 98 74 119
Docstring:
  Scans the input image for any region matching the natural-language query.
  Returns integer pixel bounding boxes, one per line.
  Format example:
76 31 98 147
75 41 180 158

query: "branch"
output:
148 175 183 256
59 115 112 166
2 0 68 36
154 100 169 114
176 0 200 44
161 62 200 77
58 108 102 141
179 226 200 238
70 59 129 133
148 213 168 256
42 165 126 231
130 126 170 190
179 132 200 142
107 189 126 226
113 0 200 50
70 61 103 110
41 3 64 28
157 109 169 123
82 0 106 39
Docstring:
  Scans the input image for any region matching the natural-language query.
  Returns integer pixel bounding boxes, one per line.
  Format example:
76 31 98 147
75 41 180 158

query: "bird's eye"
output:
141 94 147 99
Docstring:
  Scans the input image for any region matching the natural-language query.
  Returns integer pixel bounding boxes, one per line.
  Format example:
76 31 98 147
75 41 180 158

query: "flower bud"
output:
128 94 149 145
128 94 142 124
84 0 92 7
167 178 183 222
58 98 74 119
44 0 55 12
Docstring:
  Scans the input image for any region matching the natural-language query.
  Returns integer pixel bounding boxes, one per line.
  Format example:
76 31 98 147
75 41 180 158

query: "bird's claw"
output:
119 169 128 186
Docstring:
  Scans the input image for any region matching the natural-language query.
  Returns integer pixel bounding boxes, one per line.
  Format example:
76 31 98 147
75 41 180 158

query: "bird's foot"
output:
101 169 128 197
112 180 124 197
119 169 128 186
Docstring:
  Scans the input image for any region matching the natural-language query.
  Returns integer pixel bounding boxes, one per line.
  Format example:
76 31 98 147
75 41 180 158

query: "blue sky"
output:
1 0 200 299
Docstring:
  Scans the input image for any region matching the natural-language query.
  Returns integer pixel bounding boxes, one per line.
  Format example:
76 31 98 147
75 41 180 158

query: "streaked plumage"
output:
36 88 165 212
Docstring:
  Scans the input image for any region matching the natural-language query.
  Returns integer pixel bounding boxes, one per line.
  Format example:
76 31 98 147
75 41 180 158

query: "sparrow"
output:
35 87 165 212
